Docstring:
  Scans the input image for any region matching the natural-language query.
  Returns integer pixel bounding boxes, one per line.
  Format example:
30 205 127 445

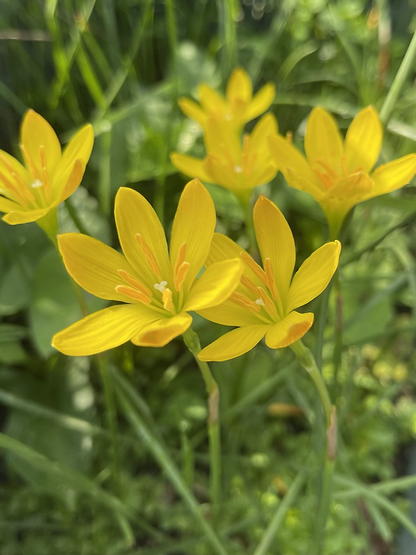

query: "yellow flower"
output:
171 114 278 193
178 67 275 131
198 195 340 362
0 110 94 225
268 106 416 237
52 179 244 356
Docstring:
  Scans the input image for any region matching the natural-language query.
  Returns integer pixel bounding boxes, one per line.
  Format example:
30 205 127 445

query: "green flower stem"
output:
182 327 222 516
234 190 257 256
115 383 228 555
380 28 416 126
290 339 337 553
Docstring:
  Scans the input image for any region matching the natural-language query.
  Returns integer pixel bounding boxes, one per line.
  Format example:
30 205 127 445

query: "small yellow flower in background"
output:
268 106 416 237
198 195 340 362
0 109 93 225
178 67 275 131
52 179 244 356
171 114 279 193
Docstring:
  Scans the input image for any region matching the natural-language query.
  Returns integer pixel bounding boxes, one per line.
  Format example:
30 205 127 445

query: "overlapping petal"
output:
368 154 416 198
253 195 295 303
58 233 140 303
198 325 269 362
52 304 158 356
244 83 275 121
55 124 94 192
226 68 252 105
132 313 192 347
3 207 50 225
265 311 314 349
170 179 216 292
345 107 382 174
21 109 62 178
170 153 211 182
286 241 341 313
178 97 206 128
115 187 172 289
183 258 243 312
304 107 343 175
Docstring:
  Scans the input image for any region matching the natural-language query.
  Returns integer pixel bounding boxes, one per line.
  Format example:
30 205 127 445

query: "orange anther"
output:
240 251 268 285
136 233 161 277
116 285 151 304
117 269 151 297
162 288 175 313
230 291 261 313
264 258 278 301
174 261 190 292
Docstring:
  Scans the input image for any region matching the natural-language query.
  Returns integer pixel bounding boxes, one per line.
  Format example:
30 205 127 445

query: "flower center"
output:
154 281 167 293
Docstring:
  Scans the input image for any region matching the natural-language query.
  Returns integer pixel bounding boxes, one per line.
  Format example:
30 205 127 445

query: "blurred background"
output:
2 1 416 554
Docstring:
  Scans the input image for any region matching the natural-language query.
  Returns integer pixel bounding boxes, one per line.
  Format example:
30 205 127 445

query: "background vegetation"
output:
2 0 416 553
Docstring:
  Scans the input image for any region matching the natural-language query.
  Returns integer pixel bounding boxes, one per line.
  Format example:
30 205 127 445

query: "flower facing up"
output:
268 106 416 237
52 179 244 356
0 110 94 225
178 68 275 132
197 195 341 362
171 114 279 193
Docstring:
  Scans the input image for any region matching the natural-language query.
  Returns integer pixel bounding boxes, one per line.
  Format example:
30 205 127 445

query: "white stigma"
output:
31 179 43 188
154 280 168 293
234 165 243 173
255 298 265 306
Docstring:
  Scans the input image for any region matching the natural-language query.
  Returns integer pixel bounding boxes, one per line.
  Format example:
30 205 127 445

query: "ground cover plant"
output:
2 1 416 554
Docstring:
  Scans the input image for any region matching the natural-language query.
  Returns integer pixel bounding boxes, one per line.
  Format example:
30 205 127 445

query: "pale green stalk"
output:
379 28 416 126
182 328 222 517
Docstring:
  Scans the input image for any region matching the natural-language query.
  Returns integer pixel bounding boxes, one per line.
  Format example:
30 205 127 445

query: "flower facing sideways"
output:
178 67 275 132
198 196 341 362
52 180 244 356
0 109 93 225
269 106 416 237
171 114 278 193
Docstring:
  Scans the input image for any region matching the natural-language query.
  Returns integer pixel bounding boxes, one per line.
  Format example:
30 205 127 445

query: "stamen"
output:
313 168 333 191
240 251 268 285
116 285 151 304
154 281 168 293
241 274 261 296
20 144 41 181
316 159 338 180
39 146 51 203
257 286 278 317
136 233 161 277
0 170 28 206
264 258 278 300
174 261 190 292
230 291 261 313
162 288 175 313
117 269 151 297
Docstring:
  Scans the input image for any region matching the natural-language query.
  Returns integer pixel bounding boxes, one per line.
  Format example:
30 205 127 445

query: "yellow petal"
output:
52 304 158 356
115 187 172 289
368 154 416 198
226 68 252 104
325 172 373 200
199 84 226 115
0 150 31 186
0 197 21 214
204 118 241 162
253 195 295 304
184 258 243 312
58 159 86 203
197 299 263 326
249 113 279 154
170 153 212 182
268 134 323 198
178 97 207 128
265 311 314 349
132 312 192 347
204 155 238 190
21 110 62 178
3 207 49 225
286 241 341 313
170 179 216 293
345 107 382 174
304 107 343 175
198 325 269 362
244 83 275 121
55 124 94 190
58 233 142 303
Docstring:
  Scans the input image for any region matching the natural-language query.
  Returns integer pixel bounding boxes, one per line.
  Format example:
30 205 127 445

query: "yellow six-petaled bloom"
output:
178 67 275 132
0 109 93 226
197 195 341 362
171 114 279 194
269 106 416 237
52 179 244 356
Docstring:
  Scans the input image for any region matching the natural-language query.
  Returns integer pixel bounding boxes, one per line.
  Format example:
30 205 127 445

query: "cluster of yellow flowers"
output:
1 69 415 362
